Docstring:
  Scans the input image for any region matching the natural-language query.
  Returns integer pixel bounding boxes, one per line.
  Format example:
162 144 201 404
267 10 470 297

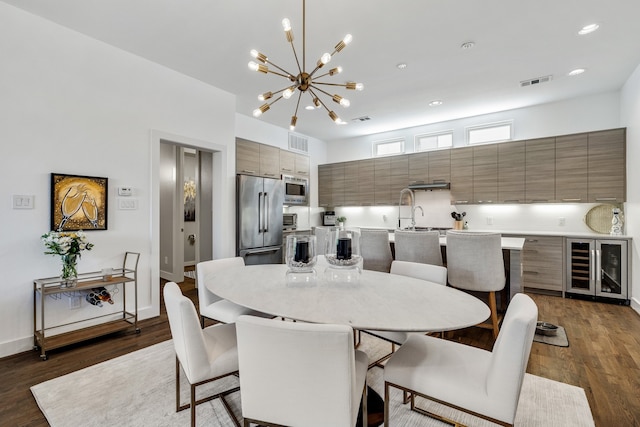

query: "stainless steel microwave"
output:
282 175 309 206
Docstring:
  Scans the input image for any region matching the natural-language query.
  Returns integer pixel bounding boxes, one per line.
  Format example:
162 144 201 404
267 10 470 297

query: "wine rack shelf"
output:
33 252 140 360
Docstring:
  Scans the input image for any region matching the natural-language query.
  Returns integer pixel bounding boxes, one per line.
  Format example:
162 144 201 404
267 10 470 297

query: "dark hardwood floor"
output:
1 276 639 426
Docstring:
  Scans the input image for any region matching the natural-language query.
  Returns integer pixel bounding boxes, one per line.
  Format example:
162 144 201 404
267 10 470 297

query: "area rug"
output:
534 325 569 347
31 334 593 427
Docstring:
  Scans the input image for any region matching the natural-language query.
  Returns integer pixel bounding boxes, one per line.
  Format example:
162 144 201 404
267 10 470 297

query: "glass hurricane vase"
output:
61 253 78 287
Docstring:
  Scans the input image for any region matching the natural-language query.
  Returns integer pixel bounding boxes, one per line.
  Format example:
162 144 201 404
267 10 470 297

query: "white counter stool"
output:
196 257 272 328
394 230 443 266
360 229 393 273
446 231 505 339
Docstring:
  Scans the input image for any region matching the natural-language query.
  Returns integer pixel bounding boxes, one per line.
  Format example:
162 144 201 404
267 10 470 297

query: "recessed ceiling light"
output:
568 68 586 76
305 105 316 110
578 24 599 35
429 100 443 107
460 41 475 50
397 63 408 70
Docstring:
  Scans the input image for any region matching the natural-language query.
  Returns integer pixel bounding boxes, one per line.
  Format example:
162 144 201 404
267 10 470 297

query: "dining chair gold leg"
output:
384 381 390 427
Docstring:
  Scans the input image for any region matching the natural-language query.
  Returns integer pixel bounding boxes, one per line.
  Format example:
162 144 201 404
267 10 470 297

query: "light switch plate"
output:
12 195 34 209
118 198 138 210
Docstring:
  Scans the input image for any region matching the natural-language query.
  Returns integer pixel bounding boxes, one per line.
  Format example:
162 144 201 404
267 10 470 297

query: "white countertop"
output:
386 233 525 250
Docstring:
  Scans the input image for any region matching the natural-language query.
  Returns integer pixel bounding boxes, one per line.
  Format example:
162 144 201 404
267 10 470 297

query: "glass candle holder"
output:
324 228 362 283
285 234 317 285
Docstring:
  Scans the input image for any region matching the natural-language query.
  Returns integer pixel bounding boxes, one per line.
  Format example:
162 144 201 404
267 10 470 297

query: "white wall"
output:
621 63 640 313
0 3 236 357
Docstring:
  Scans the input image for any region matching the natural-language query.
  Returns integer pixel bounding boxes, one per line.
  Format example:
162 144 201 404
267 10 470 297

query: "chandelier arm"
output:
266 70 296 79
264 59 297 79
307 88 332 113
288 42 303 76
293 91 302 117
309 85 335 99
312 81 350 88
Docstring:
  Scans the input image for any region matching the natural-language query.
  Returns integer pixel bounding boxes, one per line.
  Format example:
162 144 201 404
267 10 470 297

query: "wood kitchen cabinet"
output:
555 133 588 202
473 144 498 203
259 144 280 178
330 162 345 206
520 235 564 293
588 128 626 203
428 150 450 184
498 140 525 203
374 157 392 205
450 147 473 204
318 164 332 207
525 137 555 203
390 155 409 199
357 159 375 205
281 151 310 177
343 161 359 206
408 152 429 184
236 138 261 176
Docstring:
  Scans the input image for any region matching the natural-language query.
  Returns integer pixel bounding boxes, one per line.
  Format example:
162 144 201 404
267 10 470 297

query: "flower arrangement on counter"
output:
42 230 94 281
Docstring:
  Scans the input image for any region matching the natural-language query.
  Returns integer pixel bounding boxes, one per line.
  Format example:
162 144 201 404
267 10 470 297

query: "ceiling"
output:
4 0 640 141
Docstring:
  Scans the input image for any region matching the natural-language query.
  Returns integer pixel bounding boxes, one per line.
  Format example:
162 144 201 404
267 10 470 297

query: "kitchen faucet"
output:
398 188 423 230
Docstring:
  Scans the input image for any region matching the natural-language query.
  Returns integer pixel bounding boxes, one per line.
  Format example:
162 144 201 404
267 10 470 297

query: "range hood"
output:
407 181 450 190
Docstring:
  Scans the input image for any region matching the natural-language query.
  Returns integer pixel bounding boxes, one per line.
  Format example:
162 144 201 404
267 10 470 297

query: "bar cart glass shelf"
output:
33 252 140 360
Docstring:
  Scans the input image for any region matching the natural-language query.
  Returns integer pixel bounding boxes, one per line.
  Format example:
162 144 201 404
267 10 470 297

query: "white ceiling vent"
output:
352 116 371 122
288 133 309 153
520 75 552 87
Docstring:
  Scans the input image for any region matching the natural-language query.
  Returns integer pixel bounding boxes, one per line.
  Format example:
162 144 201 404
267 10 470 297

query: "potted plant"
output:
336 216 347 228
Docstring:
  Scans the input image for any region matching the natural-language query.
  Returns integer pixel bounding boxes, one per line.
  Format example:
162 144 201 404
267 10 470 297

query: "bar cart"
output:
33 252 140 360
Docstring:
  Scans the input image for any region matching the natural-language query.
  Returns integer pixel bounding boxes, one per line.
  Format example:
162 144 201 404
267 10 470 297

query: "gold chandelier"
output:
248 0 364 131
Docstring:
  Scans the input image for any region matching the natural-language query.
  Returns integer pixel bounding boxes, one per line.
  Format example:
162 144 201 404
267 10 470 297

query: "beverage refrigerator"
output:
236 174 284 265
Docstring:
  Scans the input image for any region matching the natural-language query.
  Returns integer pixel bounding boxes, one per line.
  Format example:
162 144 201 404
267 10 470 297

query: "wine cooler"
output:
566 238 628 302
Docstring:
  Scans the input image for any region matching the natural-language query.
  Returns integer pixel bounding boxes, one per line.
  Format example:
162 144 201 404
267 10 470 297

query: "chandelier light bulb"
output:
283 87 295 99
313 97 321 107
289 116 297 131
248 61 258 71
250 49 267 63
320 53 332 65
346 82 364 91
253 103 270 117
343 34 353 45
332 94 350 107
258 91 272 101
282 18 291 31
329 66 342 76
328 111 340 123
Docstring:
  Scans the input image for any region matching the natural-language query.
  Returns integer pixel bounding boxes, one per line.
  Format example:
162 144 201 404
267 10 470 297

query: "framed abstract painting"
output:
51 173 108 231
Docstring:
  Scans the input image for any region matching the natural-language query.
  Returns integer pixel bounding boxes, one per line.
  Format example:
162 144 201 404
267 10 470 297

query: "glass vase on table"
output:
285 235 317 285
61 253 78 287
324 228 362 284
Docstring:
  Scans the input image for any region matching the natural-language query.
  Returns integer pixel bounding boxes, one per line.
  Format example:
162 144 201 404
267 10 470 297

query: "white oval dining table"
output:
203 264 490 332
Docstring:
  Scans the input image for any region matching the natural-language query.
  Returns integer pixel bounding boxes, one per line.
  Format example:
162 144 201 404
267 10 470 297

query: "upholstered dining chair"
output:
163 282 241 427
383 293 538 427
362 261 448 367
360 229 394 273
393 230 443 266
236 315 369 427
445 231 505 339
196 257 271 327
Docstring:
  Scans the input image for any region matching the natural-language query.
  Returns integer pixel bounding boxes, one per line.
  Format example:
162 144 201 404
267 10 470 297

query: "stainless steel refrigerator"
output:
236 174 284 265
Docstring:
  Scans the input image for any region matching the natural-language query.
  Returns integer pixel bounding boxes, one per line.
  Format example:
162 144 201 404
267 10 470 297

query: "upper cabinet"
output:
473 144 498 203
587 128 626 203
316 127 626 207
237 138 309 179
450 147 473 204
498 140 525 203
525 137 556 203
555 133 588 202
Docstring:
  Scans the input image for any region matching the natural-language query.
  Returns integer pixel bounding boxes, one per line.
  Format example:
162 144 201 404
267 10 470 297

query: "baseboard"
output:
0 305 159 359
630 297 640 317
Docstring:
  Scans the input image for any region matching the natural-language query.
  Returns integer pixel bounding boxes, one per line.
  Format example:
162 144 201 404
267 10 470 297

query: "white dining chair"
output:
236 315 369 427
196 257 272 327
446 231 505 339
393 230 443 266
362 261 448 368
163 282 241 427
383 293 538 427
360 229 393 273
